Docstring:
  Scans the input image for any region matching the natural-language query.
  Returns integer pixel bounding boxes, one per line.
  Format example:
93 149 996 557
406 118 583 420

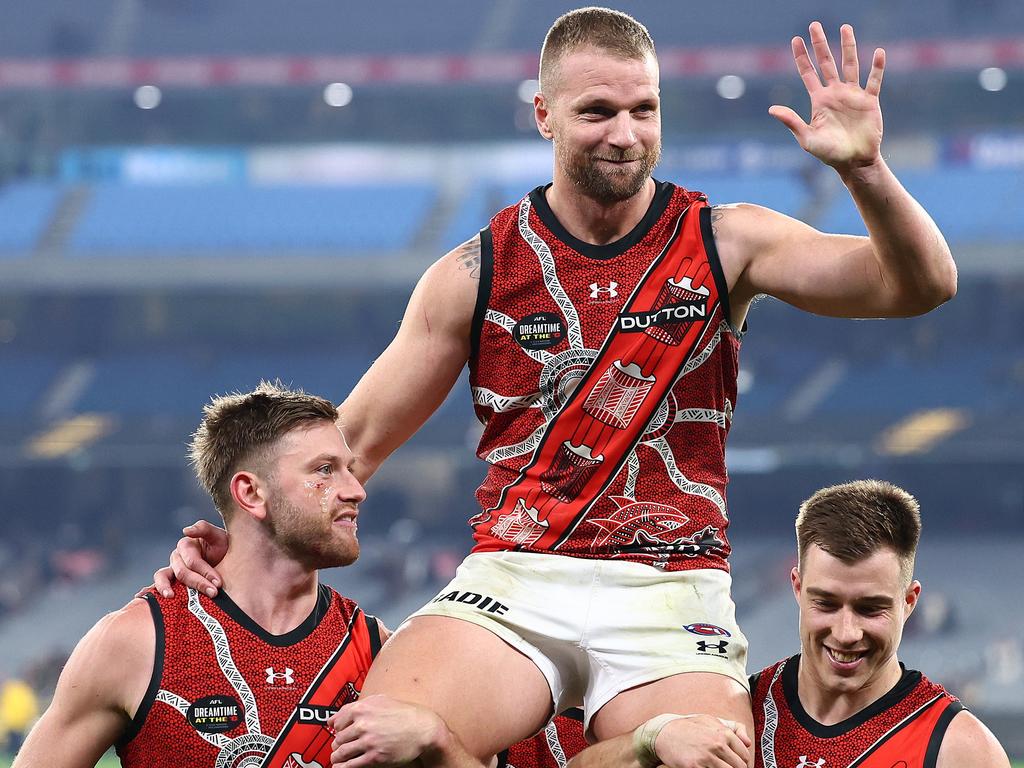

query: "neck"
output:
215 534 321 636
796 654 904 726
545 174 656 245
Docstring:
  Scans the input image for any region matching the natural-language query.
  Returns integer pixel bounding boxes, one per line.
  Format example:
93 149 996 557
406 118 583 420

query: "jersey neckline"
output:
782 652 922 738
212 582 332 647
528 179 675 261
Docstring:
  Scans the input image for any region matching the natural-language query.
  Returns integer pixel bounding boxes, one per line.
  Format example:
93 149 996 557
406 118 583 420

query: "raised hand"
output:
769 22 884 174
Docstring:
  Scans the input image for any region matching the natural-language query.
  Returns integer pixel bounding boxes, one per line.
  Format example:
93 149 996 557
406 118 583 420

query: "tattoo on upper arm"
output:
454 238 481 280
710 206 724 239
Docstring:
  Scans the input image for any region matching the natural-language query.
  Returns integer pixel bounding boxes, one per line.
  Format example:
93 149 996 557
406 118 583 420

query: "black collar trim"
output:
527 179 675 261
783 653 922 737
212 583 331 647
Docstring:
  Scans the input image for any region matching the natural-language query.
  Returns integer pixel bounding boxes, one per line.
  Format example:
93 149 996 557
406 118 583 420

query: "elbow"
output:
901 258 957 316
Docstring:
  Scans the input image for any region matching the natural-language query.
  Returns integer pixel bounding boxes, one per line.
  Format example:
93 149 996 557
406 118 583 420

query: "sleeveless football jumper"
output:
469 181 740 572
751 655 963 768
117 584 381 768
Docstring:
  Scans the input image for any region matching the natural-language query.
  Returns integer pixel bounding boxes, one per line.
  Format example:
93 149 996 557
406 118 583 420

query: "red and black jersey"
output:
751 655 963 768
117 583 381 768
469 181 740 572
500 709 587 768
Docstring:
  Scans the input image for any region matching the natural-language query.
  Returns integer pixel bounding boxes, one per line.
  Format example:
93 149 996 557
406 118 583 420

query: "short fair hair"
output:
189 381 338 521
539 6 656 94
795 479 922 584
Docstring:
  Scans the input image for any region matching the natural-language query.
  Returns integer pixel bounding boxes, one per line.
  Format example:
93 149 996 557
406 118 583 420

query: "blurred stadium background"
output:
0 0 1022 761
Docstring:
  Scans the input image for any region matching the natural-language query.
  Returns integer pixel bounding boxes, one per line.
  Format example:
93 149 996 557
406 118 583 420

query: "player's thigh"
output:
361 615 553 759
590 671 753 741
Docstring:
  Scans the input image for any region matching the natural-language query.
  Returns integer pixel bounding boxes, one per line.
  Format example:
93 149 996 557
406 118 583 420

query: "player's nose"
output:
336 471 366 504
832 608 863 644
607 111 637 148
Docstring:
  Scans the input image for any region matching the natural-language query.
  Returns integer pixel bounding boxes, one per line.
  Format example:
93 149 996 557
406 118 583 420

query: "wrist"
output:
835 154 888 186
633 714 687 768
419 717 456 766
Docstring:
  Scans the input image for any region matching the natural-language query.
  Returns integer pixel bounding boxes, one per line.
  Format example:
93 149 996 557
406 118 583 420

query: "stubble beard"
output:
267 495 359 570
557 139 661 206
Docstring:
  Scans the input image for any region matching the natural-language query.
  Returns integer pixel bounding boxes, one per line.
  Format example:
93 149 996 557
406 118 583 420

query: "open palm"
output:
770 22 885 173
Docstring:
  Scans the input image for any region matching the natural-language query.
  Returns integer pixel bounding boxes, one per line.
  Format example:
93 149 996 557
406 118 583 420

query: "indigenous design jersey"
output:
469 181 740 571
117 584 381 768
751 655 963 768
500 710 587 768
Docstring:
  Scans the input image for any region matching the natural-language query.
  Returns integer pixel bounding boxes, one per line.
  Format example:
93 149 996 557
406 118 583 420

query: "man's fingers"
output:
170 549 218 597
840 24 859 84
790 35 821 94
767 105 807 145
808 21 840 83
716 718 752 748
152 566 175 598
865 47 885 96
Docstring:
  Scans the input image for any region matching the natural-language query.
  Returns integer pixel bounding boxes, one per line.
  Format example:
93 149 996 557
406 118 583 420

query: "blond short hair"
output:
189 381 337 521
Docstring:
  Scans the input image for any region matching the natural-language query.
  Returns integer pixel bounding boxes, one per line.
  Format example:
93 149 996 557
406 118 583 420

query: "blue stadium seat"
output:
69 183 437 253
0 181 64 254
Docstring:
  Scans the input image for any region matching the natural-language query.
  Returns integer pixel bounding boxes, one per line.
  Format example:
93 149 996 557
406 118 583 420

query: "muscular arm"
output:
13 599 155 768
718 22 955 328
567 715 750 768
936 710 1011 768
338 236 479 482
331 695 487 768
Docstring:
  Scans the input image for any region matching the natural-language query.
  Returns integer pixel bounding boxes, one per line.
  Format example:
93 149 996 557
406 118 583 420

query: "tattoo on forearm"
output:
710 206 724 239
454 237 481 280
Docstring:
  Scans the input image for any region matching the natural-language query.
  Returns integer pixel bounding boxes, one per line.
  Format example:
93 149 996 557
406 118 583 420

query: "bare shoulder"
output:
409 234 482 336
936 709 1011 768
64 597 156 712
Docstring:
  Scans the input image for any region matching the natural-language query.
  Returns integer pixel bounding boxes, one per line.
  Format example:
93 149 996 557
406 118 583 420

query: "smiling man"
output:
749 480 1009 768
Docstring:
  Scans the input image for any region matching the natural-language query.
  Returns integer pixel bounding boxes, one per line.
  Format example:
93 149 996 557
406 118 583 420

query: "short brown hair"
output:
795 479 922 584
539 7 656 93
189 381 337 521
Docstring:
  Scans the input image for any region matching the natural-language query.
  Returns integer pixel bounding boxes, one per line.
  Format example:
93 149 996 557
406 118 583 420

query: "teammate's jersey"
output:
500 710 587 768
469 181 740 571
751 655 963 768
117 583 381 768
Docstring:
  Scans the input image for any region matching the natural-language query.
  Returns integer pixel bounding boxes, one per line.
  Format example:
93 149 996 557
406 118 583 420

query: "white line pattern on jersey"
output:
644 436 728 521
517 197 584 351
675 407 729 428
544 720 569 768
485 423 546 464
760 662 787 768
472 386 543 412
187 588 262 736
155 689 230 749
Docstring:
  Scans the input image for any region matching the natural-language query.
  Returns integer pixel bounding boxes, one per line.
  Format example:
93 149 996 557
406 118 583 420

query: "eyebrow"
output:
805 587 894 604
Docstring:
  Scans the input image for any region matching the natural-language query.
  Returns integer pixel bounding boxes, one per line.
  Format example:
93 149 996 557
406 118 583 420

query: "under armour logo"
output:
266 667 295 685
590 282 618 299
696 640 729 654
797 758 825 768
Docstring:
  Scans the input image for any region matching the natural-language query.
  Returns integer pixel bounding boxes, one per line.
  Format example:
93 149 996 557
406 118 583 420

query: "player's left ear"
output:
230 470 269 522
902 579 922 619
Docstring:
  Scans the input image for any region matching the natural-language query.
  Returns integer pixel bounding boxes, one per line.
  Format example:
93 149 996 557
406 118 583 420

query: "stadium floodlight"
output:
978 67 1007 92
716 74 746 100
518 79 540 104
324 82 354 107
133 84 162 109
